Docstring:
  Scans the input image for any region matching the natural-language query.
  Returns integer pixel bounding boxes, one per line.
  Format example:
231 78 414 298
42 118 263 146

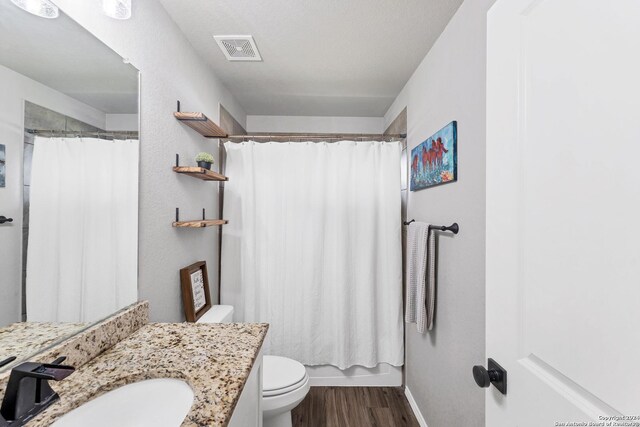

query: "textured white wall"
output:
384 0 496 425
53 0 246 321
0 65 106 327
246 115 384 134
105 113 139 131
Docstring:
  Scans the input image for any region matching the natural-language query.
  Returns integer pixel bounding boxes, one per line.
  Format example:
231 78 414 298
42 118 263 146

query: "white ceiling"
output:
0 3 138 114
159 0 463 117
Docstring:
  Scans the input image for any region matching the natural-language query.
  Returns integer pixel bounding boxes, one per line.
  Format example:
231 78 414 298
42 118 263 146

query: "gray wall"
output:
384 0 496 425
54 1 247 322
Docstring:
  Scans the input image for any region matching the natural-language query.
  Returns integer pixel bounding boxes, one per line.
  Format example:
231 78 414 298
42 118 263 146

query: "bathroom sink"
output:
51 378 194 427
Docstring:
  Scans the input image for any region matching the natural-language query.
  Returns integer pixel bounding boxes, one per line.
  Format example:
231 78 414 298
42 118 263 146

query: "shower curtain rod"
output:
223 133 406 142
26 129 139 138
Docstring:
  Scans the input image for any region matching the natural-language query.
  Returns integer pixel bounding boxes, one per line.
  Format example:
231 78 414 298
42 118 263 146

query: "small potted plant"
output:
195 152 214 170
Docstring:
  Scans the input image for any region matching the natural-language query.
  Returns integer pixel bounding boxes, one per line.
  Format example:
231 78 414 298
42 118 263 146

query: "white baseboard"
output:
404 386 428 427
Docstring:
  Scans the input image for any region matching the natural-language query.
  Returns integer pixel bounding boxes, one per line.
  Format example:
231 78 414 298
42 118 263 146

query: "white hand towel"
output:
425 229 436 331
405 222 428 330
405 222 436 333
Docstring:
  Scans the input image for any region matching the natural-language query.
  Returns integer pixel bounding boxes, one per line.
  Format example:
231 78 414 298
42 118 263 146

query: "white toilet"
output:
196 305 310 427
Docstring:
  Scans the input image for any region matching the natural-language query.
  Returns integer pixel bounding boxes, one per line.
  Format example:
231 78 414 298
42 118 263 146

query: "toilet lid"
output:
263 355 307 394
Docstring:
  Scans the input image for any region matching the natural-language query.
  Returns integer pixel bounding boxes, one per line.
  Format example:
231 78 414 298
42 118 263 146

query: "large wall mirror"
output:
0 3 140 371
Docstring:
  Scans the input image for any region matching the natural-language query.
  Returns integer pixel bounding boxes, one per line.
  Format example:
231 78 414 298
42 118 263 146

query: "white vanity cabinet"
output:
228 350 263 427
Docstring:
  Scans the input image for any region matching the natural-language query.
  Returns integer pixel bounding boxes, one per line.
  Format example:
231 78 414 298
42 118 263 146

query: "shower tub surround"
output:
0 301 268 427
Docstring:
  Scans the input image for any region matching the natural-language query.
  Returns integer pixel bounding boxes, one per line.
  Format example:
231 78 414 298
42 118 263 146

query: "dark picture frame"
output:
180 261 212 322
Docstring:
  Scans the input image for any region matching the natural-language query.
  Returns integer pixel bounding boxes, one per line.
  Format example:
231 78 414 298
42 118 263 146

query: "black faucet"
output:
0 357 74 426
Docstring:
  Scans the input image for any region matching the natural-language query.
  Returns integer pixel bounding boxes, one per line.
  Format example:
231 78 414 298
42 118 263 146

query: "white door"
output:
485 0 640 425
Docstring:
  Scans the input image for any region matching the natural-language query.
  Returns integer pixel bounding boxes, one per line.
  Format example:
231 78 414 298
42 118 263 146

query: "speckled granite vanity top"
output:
0 322 88 363
28 322 269 427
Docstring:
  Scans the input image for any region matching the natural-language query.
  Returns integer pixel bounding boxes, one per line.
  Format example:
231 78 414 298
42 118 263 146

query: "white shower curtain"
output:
26 137 139 323
221 141 404 369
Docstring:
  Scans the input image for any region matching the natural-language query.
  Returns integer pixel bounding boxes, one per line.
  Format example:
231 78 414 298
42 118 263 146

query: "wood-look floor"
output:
292 387 420 427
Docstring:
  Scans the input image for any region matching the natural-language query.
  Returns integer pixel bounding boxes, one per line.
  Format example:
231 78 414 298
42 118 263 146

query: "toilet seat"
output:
263 375 308 397
262 356 311 427
262 355 307 397
263 375 310 412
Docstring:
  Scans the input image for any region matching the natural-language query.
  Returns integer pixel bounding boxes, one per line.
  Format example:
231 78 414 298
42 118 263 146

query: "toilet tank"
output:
196 305 234 323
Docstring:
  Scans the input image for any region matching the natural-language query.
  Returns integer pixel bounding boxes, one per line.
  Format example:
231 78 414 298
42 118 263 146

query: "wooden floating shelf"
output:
173 166 228 181
174 112 228 138
172 219 228 228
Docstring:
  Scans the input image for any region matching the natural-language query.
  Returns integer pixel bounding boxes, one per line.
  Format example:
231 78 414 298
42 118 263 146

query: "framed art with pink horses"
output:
410 121 457 190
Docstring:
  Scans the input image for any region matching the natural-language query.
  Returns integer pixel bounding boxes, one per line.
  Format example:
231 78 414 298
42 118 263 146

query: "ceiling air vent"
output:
214 35 262 62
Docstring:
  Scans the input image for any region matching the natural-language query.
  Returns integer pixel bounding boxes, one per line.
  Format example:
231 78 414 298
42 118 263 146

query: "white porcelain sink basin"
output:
52 378 194 427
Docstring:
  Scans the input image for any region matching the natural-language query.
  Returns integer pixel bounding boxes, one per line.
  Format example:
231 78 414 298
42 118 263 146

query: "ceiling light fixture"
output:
10 0 59 19
102 0 131 20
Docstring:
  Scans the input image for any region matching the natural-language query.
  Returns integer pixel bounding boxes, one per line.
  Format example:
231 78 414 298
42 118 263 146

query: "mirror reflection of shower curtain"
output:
26 137 138 323
222 140 404 369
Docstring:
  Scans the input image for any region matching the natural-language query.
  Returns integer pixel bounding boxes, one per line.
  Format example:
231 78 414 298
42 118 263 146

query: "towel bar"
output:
403 219 459 235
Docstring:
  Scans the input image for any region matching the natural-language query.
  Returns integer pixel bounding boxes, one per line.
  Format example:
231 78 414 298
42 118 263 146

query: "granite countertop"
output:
28 322 269 427
0 322 88 366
